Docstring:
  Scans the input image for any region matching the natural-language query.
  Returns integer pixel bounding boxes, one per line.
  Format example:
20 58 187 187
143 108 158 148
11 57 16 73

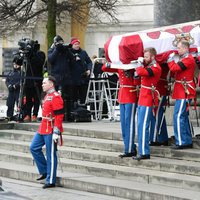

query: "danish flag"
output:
104 20 200 67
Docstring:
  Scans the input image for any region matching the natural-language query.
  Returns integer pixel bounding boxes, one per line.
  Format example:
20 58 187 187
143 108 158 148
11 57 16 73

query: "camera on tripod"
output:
18 38 40 56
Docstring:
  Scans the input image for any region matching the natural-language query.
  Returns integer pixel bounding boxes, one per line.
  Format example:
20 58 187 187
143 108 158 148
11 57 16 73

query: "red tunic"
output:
38 90 64 134
136 63 161 107
156 63 169 96
102 64 139 103
168 54 196 99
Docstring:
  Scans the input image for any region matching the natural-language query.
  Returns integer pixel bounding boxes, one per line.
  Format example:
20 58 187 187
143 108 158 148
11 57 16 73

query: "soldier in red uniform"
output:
133 47 161 160
150 63 169 146
102 65 139 158
167 40 196 149
30 76 64 188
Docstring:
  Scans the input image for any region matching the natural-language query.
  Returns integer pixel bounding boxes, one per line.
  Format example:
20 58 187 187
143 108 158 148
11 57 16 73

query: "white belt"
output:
42 116 55 121
141 85 154 90
175 80 193 84
120 84 135 88
141 84 161 100
175 80 195 91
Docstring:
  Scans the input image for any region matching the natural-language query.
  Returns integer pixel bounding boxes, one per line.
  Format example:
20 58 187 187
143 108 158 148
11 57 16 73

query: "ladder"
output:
85 58 119 121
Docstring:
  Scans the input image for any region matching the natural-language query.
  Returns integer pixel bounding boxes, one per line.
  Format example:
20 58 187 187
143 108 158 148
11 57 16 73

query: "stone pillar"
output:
154 0 200 27
71 0 89 49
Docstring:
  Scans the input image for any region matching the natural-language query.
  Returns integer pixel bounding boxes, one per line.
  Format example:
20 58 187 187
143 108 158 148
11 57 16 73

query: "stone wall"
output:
85 0 154 57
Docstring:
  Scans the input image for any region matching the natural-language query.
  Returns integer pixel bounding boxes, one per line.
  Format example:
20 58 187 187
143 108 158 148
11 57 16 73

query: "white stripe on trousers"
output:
142 107 149 155
177 100 184 146
50 137 55 184
129 104 135 152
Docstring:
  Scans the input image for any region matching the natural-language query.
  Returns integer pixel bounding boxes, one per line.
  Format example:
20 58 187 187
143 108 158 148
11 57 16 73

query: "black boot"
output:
36 173 47 181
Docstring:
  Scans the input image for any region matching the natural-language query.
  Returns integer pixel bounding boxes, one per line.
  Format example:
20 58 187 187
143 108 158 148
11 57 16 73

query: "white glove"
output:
137 57 144 64
52 133 59 143
105 62 111 68
169 52 175 59
167 52 175 62
52 127 60 142
134 71 138 77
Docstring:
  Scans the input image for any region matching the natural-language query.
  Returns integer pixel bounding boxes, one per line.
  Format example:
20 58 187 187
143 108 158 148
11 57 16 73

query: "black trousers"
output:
6 90 19 118
71 84 88 104
23 86 42 117
61 85 74 121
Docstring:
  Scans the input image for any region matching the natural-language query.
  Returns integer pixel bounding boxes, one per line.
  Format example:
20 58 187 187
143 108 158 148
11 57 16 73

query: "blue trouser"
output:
120 103 137 154
137 105 152 156
150 96 168 143
173 99 193 146
30 132 57 184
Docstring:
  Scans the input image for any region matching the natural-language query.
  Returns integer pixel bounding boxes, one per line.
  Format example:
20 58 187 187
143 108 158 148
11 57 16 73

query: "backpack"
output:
71 102 91 122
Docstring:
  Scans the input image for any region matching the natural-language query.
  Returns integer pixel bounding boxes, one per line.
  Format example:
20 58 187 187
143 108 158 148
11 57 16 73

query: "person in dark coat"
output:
70 37 92 104
5 56 23 121
23 41 46 122
48 35 74 121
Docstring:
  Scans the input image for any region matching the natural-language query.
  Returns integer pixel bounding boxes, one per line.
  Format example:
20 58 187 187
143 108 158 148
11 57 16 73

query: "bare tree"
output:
0 0 119 46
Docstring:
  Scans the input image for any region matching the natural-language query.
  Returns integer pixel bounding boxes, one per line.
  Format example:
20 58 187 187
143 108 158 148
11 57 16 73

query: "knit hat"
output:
70 37 80 45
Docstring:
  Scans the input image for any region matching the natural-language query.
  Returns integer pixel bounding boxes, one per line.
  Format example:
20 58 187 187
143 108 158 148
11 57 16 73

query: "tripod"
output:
17 54 29 121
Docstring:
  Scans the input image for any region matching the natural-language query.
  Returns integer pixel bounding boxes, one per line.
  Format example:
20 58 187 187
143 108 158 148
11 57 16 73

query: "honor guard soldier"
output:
30 76 64 189
102 65 139 158
150 63 169 146
167 40 196 149
133 47 161 160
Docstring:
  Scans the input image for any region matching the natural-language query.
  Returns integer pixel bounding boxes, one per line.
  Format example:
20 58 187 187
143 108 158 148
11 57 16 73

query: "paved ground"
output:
0 178 127 200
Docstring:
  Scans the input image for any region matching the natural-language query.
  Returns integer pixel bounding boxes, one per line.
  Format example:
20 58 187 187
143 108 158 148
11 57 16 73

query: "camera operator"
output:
70 37 92 104
48 35 74 122
20 39 46 122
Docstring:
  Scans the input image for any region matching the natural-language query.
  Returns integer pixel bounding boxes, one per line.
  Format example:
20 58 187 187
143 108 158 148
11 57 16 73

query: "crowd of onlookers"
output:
5 35 93 123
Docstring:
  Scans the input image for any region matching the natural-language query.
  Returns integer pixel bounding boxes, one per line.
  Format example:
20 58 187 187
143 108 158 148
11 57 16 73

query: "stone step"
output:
0 161 200 200
0 129 200 162
0 139 199 177
13 123 123 141
0 130 123 152
0 149 200 192
11 123 200 149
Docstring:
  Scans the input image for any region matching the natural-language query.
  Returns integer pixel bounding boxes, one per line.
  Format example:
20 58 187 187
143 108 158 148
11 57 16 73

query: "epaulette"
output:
53 92 60 96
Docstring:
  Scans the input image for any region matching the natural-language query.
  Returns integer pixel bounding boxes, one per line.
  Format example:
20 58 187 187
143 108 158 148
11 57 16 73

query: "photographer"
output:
48 35 74 121
70 37 92 104
19 39 46 122
5 56 23 121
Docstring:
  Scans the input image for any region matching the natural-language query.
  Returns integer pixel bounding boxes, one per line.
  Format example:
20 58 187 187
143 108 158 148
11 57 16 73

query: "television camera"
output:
18 38 40 56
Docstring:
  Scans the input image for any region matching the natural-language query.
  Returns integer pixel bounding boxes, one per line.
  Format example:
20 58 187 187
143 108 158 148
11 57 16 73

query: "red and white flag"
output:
104 20 200 68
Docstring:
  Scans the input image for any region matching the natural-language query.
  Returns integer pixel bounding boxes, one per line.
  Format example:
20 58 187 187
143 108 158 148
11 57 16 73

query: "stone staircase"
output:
0 122 200 200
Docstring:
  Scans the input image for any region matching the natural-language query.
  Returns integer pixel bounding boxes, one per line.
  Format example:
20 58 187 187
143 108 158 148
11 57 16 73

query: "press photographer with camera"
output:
70 37 92 104
48 35 75 121
18 38 46 122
